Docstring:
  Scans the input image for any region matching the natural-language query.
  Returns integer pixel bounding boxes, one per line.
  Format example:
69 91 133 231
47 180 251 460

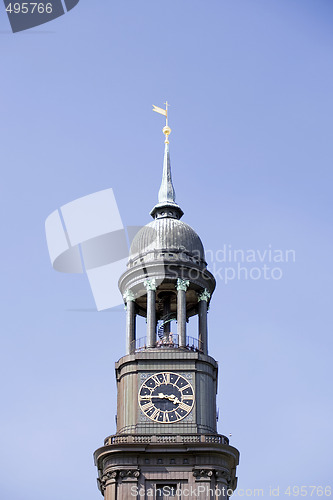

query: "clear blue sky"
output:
1 1 332 499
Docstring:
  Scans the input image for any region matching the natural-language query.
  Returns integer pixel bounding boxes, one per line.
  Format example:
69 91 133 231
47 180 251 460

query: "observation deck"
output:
130 333 204 354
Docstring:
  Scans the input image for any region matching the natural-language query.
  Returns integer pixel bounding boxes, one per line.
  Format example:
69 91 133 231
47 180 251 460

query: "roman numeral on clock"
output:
161 373 170 385
163 412 170 423
139 394 151 401
151 375 161 386
181 393 194 400
150 408 160 421
178 402 192 413
141 401 154 412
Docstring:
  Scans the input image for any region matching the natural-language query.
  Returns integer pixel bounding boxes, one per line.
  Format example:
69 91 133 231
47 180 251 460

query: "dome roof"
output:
129 217 205 263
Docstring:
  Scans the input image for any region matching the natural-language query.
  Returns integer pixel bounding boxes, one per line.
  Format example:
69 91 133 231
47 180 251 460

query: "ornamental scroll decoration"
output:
98 471 118 493
144 278 157 291
193 469 232 483
176 278 190 292
216 470 232 484
123 289 135 303
119 469 141 478
98 469 140 493
193 469 215 478
197 288 211 303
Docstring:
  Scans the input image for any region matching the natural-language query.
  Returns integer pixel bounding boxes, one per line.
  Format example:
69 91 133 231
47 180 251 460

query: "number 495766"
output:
6 3 53 14
284 486 331 496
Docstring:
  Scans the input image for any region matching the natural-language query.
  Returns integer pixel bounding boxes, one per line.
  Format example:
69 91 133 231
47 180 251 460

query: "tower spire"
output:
158 131 175 204
151 102 183 219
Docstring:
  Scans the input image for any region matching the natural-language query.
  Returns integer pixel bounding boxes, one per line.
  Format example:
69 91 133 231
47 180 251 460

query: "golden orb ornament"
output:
163 125 171 143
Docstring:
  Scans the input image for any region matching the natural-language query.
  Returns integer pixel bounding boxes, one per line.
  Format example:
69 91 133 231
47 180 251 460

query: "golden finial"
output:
152 102 171 143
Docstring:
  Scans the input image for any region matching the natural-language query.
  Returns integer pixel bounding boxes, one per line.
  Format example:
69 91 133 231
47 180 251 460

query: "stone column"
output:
100 471 118 500
117 469 140 500
215 471 232 499
144 279 157 347
104 481 116 500
198 289 211 355
123 289 136 355
176 278 189 347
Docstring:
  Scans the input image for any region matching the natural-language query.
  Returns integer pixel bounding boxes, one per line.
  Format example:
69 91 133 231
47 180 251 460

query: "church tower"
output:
94 108 240 499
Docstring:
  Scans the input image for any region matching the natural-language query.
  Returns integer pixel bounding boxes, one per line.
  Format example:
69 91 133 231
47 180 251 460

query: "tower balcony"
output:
130 334 204 354
103 432 230 446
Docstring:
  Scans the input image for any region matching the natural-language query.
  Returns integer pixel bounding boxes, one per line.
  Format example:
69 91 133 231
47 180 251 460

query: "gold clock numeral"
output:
141 401 154 412
161 373 170 385
174 410 182 420
151 375 161 386
139 394 150 401
180 383 191 390
150 408 160 421
181 393 194 400
163 412 170 423
178 402 192 413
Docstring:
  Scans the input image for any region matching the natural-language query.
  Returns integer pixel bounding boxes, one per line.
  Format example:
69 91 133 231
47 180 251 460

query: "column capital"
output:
119 469 141 478
215 470 232 482
123 289 135 303
197 288 211 302
98 470 118 493
176 278 190 292
144 278 157 291
193 468 216 478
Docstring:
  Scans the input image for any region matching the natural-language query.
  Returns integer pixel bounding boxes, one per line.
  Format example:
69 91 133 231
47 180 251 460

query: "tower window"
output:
183 458 189 464
157 458 163 464
170 458 176 464
145 458 150 464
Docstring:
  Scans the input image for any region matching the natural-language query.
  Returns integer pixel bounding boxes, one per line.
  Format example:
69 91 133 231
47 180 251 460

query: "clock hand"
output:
143 393 181 404
166 394 180 404
158 393 181 404
142 393 168 399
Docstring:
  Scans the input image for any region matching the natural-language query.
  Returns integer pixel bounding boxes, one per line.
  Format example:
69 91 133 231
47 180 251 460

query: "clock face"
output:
138 372 195 423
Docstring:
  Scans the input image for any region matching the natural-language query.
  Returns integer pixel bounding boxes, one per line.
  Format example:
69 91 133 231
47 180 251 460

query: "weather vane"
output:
152 101 171 144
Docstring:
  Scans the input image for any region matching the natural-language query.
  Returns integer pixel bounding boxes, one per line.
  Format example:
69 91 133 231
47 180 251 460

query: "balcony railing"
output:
103 433 230 446
130 334 204 354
